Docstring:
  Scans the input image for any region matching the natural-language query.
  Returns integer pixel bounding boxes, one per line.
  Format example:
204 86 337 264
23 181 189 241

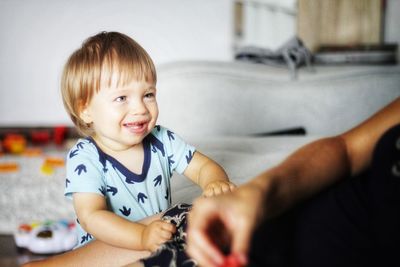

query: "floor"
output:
0 235 48 267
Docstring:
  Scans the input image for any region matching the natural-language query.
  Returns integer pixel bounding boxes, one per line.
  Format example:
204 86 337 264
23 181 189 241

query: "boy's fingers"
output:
161 221 176 233
203 189 213 198
229 183 236 191
213 186 222 196
160 229 173 240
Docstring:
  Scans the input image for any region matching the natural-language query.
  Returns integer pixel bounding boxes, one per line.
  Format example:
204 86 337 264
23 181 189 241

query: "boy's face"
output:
80 76 158 152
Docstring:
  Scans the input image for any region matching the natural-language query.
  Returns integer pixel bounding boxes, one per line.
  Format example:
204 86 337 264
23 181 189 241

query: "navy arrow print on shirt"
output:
167 130 175 141
153 175 162 187
80 233 93 244
155 125 161 132
125 174 135 184
168 155 175 176
119 206 131 216
186 150 194 164
69 149 79 158
138 192 148 204
65 178 70 188
168 155 175 168
107 185 118 196
98 186 106 195
75 164 87 175
148 135 165 156
165 187 169 200
77 142 84 149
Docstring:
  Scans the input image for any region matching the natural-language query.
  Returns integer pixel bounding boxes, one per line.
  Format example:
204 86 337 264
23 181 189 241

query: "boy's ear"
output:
79 103 92 124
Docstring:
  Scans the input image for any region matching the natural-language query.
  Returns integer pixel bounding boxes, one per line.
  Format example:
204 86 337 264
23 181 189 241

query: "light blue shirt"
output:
64 125 195 247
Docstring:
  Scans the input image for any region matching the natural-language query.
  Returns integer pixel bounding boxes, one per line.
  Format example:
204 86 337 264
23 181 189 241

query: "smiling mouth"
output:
123 121 149 134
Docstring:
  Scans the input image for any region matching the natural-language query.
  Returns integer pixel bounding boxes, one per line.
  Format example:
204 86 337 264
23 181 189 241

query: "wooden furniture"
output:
297 0 383 51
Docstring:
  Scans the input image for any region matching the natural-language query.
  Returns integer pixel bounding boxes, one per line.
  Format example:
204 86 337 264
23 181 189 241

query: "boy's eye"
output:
144 93 155 99
115 96 127 102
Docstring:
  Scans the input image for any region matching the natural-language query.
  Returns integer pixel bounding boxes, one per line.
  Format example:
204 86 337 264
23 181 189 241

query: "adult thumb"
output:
231 224 251 264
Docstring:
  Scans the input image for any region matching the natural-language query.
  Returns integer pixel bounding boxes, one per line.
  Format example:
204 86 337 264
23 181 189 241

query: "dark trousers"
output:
250 125 400 267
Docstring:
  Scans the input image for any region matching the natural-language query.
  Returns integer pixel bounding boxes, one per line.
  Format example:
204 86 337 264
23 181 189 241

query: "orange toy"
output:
0 162 19 173
23 148 43 157
3 134 26 154
44 157 65 167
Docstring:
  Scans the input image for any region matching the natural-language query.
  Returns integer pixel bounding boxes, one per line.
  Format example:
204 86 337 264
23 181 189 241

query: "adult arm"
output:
187 97 400 267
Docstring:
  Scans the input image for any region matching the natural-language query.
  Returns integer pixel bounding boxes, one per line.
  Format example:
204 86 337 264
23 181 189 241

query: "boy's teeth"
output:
125 122 144 128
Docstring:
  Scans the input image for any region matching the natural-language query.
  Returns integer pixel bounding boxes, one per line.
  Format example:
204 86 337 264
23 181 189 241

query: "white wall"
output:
0 0 233 126
0 0 399 127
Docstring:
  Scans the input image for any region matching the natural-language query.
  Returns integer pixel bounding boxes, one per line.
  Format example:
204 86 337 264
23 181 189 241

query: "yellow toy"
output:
40 156 65 175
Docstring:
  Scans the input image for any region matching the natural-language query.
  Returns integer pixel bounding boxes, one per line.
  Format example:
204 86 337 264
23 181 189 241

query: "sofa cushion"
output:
157 61 400 137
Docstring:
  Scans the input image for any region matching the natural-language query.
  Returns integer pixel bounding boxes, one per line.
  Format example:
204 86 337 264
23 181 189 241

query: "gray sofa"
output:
0 61 399 234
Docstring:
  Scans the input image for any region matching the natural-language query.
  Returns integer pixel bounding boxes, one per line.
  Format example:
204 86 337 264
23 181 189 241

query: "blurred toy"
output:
53 126 67 145
40 163 55 175
22 147 43 157
0 162 19 173
3 134 27 154
44 157 65 167
14 219 77 254
40 156 65 175
220 254 243 267
30 130 51 145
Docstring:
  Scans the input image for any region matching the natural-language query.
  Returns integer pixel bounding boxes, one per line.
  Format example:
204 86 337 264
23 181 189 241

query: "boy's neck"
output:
91 135 143 155
91 136 145 174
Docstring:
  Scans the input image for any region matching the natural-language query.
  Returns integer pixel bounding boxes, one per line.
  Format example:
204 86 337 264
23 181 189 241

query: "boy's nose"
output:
129 99 147 115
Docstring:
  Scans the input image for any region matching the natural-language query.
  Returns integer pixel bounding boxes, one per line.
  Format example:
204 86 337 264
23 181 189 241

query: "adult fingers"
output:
187 199 225 265
187 225 224 267
230 217 252 265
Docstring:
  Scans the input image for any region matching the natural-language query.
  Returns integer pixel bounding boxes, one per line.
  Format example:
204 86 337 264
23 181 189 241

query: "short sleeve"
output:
153 126 196 175
64 139 107 199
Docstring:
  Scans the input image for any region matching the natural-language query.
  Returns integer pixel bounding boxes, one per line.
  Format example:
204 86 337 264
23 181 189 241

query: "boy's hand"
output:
203 180 236 197
141 220 176 252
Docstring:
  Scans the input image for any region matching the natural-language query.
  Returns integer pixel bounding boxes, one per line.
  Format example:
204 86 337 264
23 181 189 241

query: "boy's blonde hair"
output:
61 31 157 137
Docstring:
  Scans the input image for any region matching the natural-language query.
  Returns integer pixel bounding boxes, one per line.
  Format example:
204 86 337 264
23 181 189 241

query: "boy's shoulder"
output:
67 137 98 159
150 125 182 142
151 125 172 138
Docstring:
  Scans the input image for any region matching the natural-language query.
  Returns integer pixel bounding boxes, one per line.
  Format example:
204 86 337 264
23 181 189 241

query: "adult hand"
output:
187 182 265 267
141 220 176 252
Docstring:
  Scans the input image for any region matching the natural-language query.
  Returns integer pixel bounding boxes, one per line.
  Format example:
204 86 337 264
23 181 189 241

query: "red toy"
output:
219 254 243 267
53 126 67 145
30 130 51 145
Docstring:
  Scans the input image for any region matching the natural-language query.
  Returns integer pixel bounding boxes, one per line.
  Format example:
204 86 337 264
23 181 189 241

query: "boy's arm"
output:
73 193 175 251
184 151 235 196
